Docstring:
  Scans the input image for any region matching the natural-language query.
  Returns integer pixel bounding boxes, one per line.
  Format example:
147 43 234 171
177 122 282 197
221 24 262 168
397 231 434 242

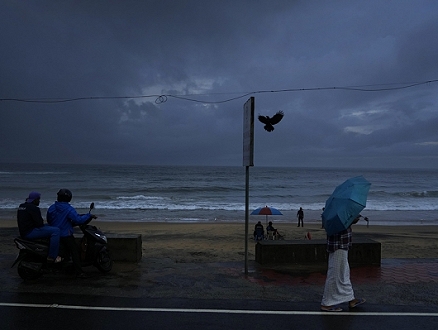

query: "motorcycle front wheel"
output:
95 249 113 273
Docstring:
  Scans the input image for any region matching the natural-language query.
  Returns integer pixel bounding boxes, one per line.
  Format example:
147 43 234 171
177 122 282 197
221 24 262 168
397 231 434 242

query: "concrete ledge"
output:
255 238 381 267
106 233 142 263
76 233 142 263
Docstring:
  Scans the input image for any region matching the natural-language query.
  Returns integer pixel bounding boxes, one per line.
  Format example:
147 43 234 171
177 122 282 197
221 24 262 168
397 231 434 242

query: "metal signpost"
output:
243 97 254 275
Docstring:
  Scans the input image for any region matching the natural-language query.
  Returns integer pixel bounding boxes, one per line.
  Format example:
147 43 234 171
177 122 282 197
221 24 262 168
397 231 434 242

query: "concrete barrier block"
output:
106 234 142 263
75 233 142 263
256 238 381 266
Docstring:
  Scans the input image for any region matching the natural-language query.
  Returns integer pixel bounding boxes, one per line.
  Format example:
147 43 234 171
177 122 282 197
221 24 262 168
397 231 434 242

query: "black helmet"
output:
57 189 72 202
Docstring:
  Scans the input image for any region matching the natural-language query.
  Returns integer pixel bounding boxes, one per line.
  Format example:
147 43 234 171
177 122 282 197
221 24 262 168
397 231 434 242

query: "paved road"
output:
1 292 438 330
2 245 438 330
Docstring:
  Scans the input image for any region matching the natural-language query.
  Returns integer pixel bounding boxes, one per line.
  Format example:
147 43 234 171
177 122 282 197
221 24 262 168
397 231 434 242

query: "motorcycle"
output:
12 202 113 280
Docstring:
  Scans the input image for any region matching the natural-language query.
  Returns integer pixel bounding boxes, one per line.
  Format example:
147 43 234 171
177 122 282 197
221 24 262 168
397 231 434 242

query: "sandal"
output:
321 305 342 312
349 298 366 309
47 256 63 263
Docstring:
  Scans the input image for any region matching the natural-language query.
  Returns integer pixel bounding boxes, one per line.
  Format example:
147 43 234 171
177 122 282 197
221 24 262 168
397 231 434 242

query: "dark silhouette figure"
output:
297 207 304 227
253 221 265 240
258 111 284 132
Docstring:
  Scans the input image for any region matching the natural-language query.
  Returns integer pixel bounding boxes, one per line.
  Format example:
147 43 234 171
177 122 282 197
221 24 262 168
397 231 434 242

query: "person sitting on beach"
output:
17 191 62 263
266 221 283 239
253 221 264 240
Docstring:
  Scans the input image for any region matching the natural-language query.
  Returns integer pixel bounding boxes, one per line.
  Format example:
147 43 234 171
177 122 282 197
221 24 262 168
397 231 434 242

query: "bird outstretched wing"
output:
270 111 284 125
258 115 270 125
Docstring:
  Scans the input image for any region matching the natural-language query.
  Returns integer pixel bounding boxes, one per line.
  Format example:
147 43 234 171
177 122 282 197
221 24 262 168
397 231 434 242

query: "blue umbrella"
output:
322 176 371 236
251 206 282 226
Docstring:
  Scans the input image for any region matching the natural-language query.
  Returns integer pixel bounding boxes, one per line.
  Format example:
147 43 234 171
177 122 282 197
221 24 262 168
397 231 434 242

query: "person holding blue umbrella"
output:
320 215 365 312
320 176 370 312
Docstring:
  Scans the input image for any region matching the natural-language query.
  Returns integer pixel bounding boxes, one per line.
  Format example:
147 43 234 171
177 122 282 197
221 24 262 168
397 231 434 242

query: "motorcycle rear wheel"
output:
17 260 42 280
95 250 113 273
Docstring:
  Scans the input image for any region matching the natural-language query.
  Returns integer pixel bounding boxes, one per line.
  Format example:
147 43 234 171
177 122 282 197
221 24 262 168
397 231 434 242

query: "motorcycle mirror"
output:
89 202 95 212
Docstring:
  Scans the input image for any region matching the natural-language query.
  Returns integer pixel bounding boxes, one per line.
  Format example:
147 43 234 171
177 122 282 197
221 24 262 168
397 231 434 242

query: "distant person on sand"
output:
320 216 365 312
321 207 325 229
355 214 369 227
297 207 304 227
253 221 264 240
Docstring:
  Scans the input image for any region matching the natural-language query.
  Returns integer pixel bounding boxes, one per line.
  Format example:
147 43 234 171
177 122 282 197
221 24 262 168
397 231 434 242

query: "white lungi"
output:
321 249 355 306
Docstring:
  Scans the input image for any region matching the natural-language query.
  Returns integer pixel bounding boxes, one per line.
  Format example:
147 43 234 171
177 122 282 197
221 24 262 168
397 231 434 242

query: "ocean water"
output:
1 163 438 225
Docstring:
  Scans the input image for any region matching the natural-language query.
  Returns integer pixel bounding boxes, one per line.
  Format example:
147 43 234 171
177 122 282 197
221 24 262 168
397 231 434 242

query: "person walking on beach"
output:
47 189 96 278
297 207 304 227
17 191 62 263
320 217 365 312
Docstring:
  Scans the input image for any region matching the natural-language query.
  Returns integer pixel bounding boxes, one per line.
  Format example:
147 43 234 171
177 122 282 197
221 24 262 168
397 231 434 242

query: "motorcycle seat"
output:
15 237 50 244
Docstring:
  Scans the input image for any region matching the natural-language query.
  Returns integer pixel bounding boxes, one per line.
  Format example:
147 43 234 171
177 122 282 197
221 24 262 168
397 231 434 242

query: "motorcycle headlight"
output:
94 232 107 243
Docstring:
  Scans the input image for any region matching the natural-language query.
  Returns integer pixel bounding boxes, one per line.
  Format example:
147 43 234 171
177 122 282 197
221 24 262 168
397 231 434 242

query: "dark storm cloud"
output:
1 0 438 168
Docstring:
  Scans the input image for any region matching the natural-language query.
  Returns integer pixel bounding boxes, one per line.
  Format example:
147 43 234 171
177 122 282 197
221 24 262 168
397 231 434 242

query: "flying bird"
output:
258 111 284 132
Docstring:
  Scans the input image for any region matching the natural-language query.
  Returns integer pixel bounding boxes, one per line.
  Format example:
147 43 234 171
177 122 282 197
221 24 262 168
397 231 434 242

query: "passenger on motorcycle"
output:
47 189 96 278
17 191 62 263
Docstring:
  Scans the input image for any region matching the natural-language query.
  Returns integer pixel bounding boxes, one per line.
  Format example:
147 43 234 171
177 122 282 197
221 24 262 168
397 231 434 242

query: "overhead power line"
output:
1 79 437 105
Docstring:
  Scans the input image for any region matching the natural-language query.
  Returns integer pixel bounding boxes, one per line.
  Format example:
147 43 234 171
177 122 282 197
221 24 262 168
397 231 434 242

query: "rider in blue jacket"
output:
47 189 91 237
47 189 95 278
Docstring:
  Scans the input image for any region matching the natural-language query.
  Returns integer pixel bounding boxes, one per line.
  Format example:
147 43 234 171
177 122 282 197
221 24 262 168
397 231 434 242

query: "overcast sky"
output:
1 1 438 169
